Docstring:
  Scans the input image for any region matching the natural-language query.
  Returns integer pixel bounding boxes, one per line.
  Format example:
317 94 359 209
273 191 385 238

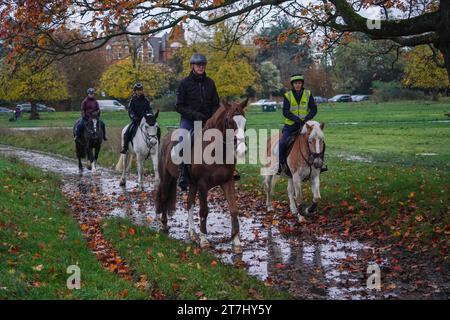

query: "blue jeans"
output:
279 122 302 165
178 118 194 143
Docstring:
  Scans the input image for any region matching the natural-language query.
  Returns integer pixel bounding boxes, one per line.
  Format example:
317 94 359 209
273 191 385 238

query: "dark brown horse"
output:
156 100 248 253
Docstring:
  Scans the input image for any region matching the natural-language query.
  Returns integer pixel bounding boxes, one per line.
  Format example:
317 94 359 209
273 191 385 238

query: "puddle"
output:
416 153 438 156
338 154 373 163
1 144 447 299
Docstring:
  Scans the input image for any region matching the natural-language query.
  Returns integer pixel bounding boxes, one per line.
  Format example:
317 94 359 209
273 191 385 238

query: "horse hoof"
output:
119 181 126 187
267 206 274 212
233 245 243 254
161 225 169 234
298 215 306 223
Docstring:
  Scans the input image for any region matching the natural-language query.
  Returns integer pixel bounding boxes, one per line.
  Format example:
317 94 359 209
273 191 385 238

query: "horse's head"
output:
85 117 100 140
303 121 325 169
140 111 159 148
223 98 248 158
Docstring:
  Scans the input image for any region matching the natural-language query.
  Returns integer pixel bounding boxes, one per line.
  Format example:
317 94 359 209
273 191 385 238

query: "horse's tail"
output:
115 154 125 171
156 137 177 216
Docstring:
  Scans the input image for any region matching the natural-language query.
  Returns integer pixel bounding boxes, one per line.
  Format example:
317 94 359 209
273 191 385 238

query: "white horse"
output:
115 112 160 191
264 121 325 222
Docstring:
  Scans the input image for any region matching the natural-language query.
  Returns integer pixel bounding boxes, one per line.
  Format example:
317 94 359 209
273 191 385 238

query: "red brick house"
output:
99 25 186 64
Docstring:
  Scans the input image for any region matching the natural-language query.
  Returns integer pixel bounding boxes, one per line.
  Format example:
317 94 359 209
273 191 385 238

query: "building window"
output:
106 45 112 60
117 50 122 60
147 42 154 62
137 46 144 62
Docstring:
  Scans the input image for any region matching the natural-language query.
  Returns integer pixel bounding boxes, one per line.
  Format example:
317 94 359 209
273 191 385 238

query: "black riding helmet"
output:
190 53 207 65
87 88 95 94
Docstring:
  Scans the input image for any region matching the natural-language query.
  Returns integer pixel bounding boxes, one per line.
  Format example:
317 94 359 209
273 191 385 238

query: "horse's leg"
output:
86 146 93 170
264 174 274 211
136 153 144 191
151 147 160 189
187 185 197 241
221 180 242 253
92 145 100 174
119 154 127 187
78 156 83 175
306 173 321 215
292 172 306 223
198 187 210 248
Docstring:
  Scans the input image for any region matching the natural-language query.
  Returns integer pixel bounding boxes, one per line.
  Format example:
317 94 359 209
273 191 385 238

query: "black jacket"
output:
175 71 220 121
282 88 317 124
128 94 152 122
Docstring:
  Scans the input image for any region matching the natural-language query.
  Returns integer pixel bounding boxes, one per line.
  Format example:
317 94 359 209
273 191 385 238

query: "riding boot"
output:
233 169 241 181
320 164 328 173
177 163 189 191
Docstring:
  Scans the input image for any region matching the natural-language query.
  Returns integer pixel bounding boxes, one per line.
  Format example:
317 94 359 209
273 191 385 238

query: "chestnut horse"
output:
264 121 325 222
156 100 247 253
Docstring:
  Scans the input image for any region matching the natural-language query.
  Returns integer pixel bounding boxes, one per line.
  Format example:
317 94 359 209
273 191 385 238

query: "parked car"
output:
329 94 353 102
351 95 370 102
314 96 328 103
250 99 278 106
98 100 126 111
17 103 55 112
0 107 13 113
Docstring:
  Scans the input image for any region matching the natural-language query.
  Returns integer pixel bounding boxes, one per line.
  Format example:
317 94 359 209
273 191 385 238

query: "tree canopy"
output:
99 59 172 100
1 1 447 81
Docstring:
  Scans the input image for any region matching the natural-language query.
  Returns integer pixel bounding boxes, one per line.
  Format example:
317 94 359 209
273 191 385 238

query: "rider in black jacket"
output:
120 83 153 154
175 53 222 190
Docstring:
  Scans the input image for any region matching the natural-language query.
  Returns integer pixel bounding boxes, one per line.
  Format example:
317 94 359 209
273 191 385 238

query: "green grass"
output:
102 218 288 300
0 156 147 299
0 100 449 252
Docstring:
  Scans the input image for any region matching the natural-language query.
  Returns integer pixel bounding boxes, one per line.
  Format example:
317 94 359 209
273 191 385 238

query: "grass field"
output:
0 156 287 299
1 100 449 256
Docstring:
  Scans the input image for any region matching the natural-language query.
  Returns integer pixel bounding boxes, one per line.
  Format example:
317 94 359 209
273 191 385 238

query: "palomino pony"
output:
264 121 325 222
73 117 103 175
156 100 248 253
115 112 160 191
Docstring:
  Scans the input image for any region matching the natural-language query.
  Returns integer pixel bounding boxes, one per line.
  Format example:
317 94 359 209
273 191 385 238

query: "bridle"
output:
139 118 159 157
223 110 246 153
299 128 325 174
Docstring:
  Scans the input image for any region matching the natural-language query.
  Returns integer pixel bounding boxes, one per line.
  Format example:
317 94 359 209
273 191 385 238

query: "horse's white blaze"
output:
233 115 247 158
315 139 320 153
92 119 97 133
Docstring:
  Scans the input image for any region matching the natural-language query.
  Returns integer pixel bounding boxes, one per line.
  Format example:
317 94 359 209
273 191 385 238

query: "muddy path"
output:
0 145 448 300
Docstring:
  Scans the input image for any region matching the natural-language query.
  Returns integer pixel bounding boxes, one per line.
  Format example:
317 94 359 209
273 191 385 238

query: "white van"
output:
98 100 126 111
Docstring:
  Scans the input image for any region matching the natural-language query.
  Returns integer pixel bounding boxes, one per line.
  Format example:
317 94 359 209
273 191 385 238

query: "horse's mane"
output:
203 105 227 130
301 120 324 139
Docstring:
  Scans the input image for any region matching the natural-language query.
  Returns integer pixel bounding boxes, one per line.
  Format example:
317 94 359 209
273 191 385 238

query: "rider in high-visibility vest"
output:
277 73 327 175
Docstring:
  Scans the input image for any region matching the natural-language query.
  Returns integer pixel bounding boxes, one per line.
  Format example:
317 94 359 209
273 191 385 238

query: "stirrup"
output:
320 165 328 173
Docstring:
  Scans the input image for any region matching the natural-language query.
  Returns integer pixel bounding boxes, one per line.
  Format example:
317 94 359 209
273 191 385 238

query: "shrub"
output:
372 81 426 102
152 93 176 112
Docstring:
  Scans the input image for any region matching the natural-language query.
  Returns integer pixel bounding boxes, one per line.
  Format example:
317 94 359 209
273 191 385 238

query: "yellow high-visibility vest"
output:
284 89 310 125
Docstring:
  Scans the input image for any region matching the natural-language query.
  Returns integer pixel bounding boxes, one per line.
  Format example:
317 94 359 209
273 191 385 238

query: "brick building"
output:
99 25 186 64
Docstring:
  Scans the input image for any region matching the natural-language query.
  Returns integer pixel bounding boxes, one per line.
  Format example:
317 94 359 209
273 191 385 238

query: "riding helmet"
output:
133 83 144 91
87 88 95 94
290 74 304 84
189 53 207 65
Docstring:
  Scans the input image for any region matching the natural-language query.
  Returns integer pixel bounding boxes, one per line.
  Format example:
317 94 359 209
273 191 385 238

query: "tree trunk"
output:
29 102 40 120
438 0 450 83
